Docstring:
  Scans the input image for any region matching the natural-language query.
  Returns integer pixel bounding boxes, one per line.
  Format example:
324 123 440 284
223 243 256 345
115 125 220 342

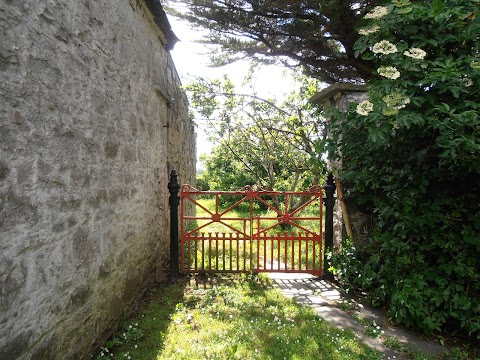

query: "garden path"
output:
268 273 446 359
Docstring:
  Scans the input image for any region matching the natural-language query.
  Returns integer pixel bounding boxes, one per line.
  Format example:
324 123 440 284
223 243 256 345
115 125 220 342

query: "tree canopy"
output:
186 74 324 194
165 0 378 83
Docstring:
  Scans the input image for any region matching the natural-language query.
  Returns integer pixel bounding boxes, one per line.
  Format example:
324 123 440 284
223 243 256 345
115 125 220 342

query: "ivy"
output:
327 0 479 339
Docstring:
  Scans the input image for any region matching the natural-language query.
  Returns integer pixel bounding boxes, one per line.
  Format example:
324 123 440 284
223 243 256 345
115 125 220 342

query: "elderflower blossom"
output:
470 61 480 70
358 25 381 35
377 66 400 79
382 93 410 110
364 6 389 19
372 40 398 55
381 92 410 116
356 100 374 116
462 78 473 87
404 48 427 60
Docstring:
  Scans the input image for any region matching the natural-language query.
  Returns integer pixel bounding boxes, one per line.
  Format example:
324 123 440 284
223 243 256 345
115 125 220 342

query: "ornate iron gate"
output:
179 184 324 276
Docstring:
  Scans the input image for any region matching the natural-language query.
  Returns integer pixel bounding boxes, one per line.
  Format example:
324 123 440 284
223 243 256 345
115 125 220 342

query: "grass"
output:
94 274 383 360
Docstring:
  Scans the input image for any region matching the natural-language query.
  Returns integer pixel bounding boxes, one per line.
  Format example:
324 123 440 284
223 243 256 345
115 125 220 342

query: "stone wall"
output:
309 84 370 248
0 0 195 359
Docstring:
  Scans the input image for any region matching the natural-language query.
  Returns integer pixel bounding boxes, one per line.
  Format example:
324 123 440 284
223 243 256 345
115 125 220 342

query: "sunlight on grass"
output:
94 275 382 360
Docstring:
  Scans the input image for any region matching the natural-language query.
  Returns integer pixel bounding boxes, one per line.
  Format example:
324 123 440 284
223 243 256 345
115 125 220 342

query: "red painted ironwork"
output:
180 185 324 277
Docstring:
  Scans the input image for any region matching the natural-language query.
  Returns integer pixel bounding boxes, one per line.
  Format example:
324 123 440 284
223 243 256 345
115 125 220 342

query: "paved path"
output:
268 273 445 359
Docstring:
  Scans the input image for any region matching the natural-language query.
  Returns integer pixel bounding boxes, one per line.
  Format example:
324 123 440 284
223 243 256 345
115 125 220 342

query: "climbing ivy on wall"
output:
326 0 480 338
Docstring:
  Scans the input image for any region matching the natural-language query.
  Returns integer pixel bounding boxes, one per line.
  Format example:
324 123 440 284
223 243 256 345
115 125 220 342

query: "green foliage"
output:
327 0 480 339
187 74 326 192
195 174 210 191
382 337 408 352
165 0 377 82
95 322 144 360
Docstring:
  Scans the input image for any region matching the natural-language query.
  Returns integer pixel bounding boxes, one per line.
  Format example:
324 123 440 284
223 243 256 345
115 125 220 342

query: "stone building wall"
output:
0 0 195 359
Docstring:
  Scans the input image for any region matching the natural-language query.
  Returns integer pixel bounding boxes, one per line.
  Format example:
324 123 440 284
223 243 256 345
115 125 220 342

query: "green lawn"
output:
94 274 383 360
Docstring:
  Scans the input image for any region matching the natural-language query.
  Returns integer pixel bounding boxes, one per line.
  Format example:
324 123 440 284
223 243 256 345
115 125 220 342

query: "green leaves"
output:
188 74 326 192
326 0 480 339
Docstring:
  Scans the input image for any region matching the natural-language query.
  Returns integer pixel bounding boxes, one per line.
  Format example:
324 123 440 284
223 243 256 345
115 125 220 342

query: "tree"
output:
165 0 379 83
326 0 479 338
186 74 325 199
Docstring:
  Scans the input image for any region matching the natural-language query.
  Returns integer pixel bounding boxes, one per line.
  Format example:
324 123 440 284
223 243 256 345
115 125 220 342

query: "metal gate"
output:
179 184 324 276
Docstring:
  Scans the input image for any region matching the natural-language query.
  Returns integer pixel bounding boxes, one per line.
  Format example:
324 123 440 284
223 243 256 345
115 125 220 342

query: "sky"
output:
165 12 298 167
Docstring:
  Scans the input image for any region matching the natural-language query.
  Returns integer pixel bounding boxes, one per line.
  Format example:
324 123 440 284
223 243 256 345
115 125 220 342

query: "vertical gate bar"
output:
230 234 233 271
201 233 205 271
244 237 247 271
257 236 260 272
222 233 226 271
299 234 302 271
263 233 266 271
270 238 274 271
284 234 288 270
243 219 246 271
215 232 219 271
312 236 316 272
194 235 198 271
323 173 336 281
306 234 309 272
291 235 294 270
168 170 180 277
208 233 212 271
277 238 281 270
187 235 190 272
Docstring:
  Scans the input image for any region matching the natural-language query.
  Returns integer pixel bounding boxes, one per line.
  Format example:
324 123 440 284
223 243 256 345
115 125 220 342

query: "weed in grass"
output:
408 349 436 360
352 312 368 325
338 300 356 312
442 347 470 360
363 320 384 338
383 336 407 352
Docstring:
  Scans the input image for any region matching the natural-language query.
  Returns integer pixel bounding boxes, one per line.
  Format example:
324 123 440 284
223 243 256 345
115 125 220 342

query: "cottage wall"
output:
0 0 195 358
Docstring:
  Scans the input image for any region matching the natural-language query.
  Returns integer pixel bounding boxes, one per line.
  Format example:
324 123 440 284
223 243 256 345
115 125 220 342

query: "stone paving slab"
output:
268 272 446 359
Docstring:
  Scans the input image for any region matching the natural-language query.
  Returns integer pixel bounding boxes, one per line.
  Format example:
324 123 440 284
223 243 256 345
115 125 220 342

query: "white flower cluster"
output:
383 93 410 109
404 48 427 60
372 40 398 55
462 78 473 87
364 6 389 19
358 26 381 36
377 66 400 79
356 100 374 116
382 92 411 116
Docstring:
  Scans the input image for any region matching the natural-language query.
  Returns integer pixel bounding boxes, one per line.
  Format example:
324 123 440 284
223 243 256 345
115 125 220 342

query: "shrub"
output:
327 0 480 338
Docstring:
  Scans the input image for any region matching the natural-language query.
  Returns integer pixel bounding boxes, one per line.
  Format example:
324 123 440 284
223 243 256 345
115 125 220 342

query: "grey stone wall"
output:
309 85 370 248
0 0 195 359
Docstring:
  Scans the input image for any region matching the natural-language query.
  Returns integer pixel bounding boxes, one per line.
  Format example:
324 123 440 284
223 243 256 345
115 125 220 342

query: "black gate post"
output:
168 170 180 278
323 173 336 281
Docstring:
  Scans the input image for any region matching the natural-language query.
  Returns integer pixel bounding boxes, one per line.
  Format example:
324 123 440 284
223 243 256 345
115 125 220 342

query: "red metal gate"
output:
180 185 324 276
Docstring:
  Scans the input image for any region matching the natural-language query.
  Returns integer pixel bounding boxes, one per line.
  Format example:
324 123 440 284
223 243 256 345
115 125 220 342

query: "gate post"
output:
168 170 180 278
323 173 336 281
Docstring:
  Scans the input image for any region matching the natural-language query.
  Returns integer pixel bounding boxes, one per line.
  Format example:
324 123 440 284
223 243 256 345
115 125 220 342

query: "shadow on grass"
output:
93 278 188 360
